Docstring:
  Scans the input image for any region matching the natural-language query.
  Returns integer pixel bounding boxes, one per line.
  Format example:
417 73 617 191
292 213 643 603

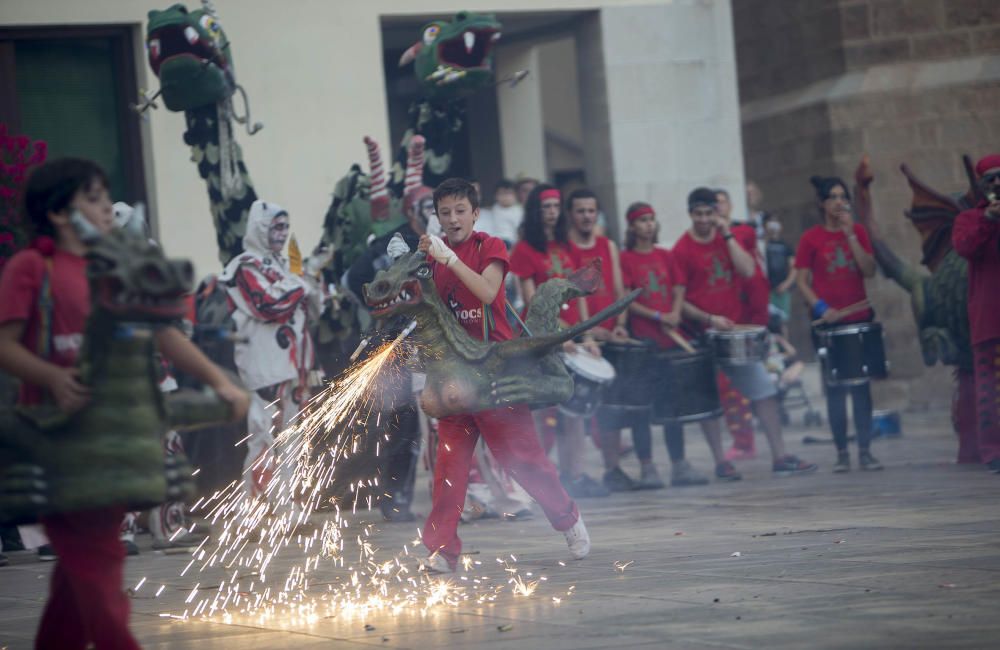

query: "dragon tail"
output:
873 240 921 293
559 288 642 341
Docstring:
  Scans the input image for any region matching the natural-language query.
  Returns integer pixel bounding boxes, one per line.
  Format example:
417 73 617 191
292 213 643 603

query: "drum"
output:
596 340 655 430
817 322 888 386
651 348 722 423
707 326 770 365
558 349 615 417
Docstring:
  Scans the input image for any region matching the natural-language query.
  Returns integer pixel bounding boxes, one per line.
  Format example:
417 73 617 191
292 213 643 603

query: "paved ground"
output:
2 370 998 649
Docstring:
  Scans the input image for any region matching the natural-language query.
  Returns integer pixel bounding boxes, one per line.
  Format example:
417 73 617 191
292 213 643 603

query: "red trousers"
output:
37 506 139 650
422 404 579 566
954 369 980 464
719 372 755 452
974 339 1000 464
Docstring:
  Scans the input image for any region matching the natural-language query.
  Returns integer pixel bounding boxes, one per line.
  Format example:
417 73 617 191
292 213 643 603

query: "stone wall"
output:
734 0 1000 411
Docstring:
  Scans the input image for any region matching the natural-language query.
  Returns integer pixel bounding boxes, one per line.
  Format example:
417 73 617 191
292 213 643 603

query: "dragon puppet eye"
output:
199 14 222 38
422 24 441 46
415 264 432 279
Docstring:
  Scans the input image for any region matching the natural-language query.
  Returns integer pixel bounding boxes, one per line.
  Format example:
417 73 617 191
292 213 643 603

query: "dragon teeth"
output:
464 31 475 53
184 26 199 44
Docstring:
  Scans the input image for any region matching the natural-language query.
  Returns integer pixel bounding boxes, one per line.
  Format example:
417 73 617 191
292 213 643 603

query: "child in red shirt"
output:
417 178 588 572
0 158 248 648
952 154 1000 474
795 175 881 473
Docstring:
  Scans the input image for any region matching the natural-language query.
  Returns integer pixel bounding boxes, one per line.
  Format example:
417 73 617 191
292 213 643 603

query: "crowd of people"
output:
1 152 998 646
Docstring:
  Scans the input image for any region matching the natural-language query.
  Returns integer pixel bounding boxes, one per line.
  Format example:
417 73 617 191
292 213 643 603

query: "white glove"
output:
426 234 457 267
386 232 411 260
304 244 334 277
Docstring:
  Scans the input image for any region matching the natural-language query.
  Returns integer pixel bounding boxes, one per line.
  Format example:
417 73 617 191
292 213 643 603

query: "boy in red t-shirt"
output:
674 187 817 477
417 178 588 573
795 175 882 473
953 154 1000 474
0 158 248 649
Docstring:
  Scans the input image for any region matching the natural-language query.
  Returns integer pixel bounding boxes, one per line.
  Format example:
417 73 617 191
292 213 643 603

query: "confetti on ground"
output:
730 552 742 557
613 560 634 573
498 624 514 632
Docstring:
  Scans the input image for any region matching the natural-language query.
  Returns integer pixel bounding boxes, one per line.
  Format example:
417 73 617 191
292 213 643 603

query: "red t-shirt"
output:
509 239 581 325
953 204 1000 345
620 247 683 349
0 248 90 405
731 223 770 326
794 223 873 324
431 231 513 343
574 236 617 330
671 231 742 325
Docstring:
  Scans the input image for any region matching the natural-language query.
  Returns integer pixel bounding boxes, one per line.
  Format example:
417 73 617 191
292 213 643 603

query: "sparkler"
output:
163 323 571 626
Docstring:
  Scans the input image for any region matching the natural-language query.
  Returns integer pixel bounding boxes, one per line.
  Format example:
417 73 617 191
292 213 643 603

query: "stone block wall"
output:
734 0 1000 411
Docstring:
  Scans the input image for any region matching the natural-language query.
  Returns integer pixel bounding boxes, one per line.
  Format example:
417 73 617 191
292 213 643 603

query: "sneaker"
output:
563 516 590 559
123 540 140 556
987 459 1000 474
773 455 819 476
37 545 56 562
420 553 453 574
563 473 611 498
714 461 742 482
671 460 710 486
637 464 666 490
833 452 851 473
859 451 883 471
603 467 638 492
724 446 757 461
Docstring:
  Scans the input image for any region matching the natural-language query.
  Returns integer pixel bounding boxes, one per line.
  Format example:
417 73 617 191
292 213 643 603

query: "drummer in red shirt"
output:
795 176 883 473
673 187 817 476
510 184 608 498
952 154 1000 475
618 202 740 484
417 178 589 572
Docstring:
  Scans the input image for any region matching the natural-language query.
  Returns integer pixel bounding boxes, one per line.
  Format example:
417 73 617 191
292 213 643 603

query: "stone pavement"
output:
1 379 998 649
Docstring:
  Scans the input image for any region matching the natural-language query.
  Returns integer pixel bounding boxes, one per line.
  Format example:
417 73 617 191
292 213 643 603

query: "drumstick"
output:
666 328 697 354
811 299 871 326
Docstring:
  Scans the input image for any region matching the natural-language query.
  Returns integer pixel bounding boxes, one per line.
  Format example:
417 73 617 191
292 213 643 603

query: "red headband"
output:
627 205 655 222
975 154 1000 176
539 189 561 203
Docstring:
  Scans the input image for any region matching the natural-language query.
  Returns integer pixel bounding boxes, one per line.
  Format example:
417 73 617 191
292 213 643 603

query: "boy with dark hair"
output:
417 177 588 573
0 157 248 648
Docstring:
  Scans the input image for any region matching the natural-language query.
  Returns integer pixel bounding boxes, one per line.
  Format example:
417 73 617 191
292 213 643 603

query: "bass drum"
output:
651 348 722 423
597 340 655 431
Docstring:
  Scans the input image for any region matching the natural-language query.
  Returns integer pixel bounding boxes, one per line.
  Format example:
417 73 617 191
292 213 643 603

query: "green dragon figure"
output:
0 218 231 524
853 156 972 370
362 253 639 419
145 2 259 266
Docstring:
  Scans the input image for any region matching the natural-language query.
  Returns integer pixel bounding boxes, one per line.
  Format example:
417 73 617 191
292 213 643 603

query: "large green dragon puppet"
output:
0 217 232 524
363 253 639 418
142 5 501 345
853 155 976 459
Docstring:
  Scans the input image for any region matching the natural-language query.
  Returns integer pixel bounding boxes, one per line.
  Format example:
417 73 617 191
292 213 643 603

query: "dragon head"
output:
86 226 194 323
400 11 501 101
363 252 433 319
146 3 235 111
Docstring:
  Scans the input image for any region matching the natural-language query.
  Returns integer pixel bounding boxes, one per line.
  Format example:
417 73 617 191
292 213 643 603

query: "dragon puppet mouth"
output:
365 279 423 317
147 23 229 77
98 278 188 321
437 27 500 71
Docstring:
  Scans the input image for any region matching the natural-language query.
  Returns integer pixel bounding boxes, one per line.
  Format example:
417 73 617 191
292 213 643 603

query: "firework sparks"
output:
165 331 571 625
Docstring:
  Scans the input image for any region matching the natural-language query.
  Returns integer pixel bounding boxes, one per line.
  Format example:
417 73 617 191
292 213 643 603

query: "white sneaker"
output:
420 553 453 574
564 516 590 559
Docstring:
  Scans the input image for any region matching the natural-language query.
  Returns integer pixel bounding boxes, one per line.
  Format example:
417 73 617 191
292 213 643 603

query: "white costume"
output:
221 200 324 498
